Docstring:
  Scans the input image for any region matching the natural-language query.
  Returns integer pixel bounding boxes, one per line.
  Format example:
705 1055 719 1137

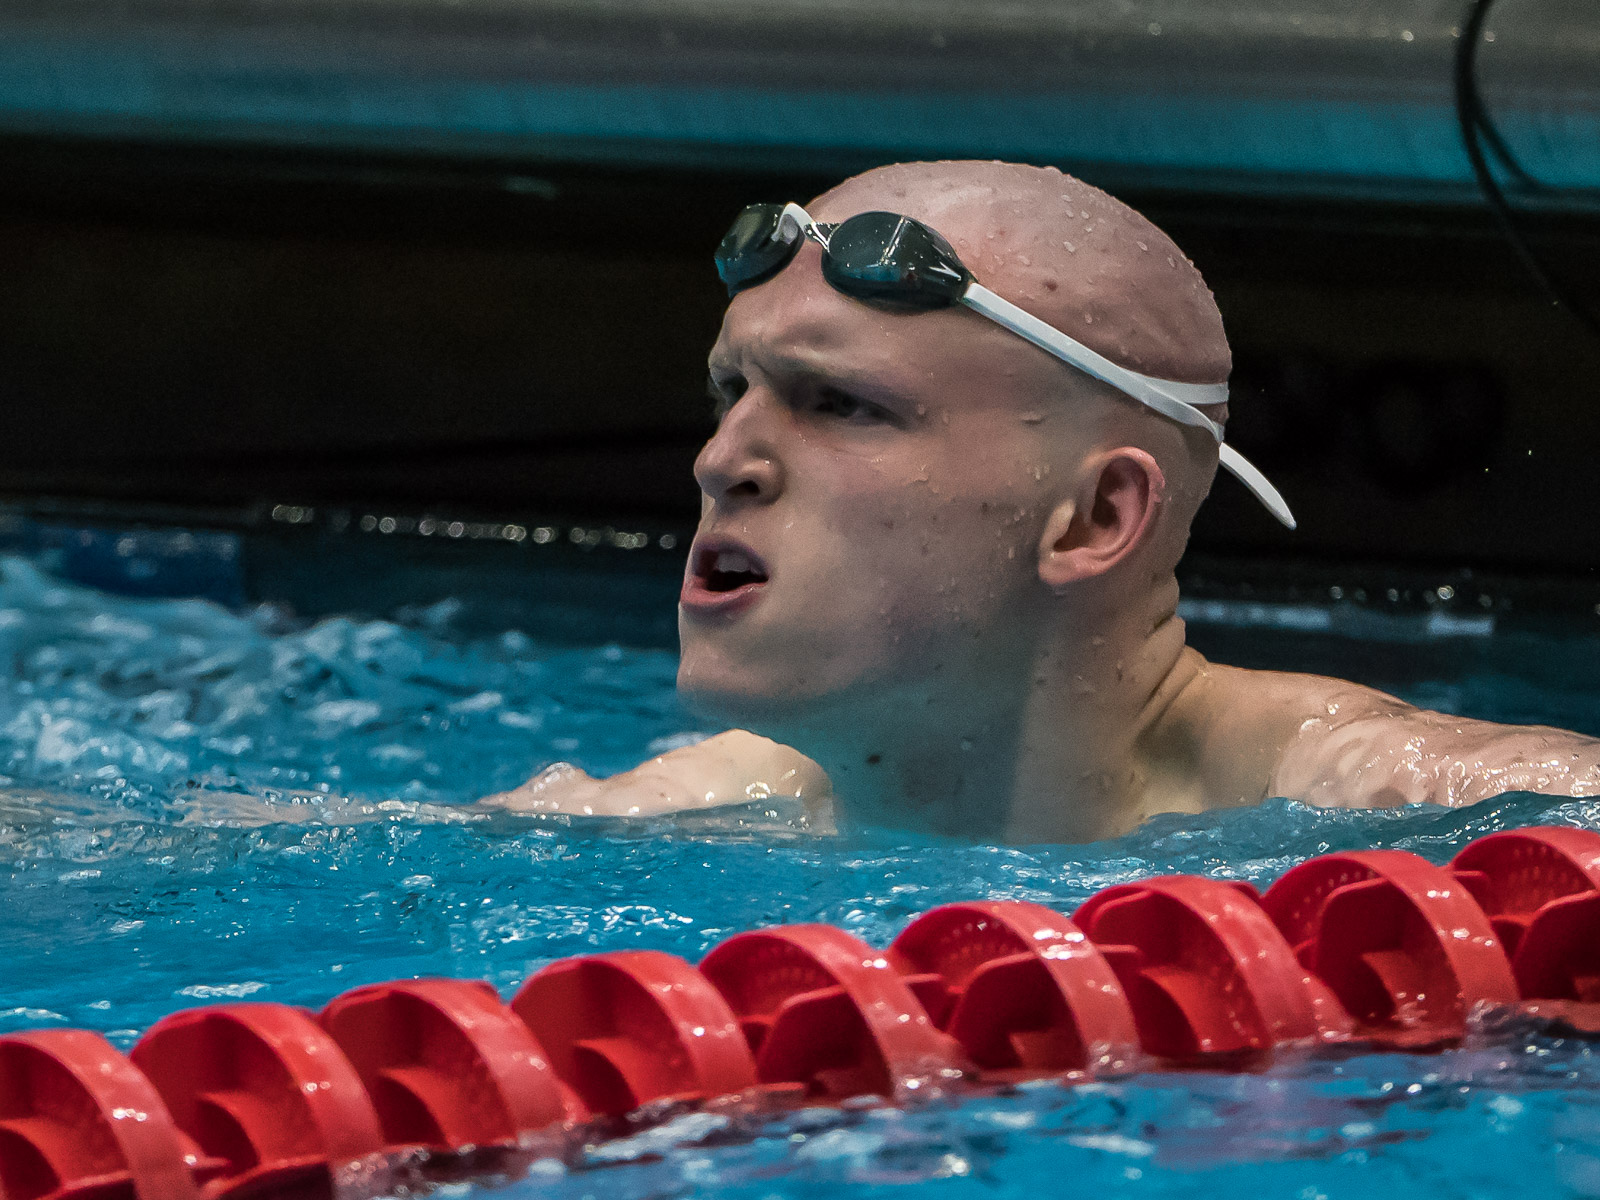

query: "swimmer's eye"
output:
808 386 895 425
706 374 746 421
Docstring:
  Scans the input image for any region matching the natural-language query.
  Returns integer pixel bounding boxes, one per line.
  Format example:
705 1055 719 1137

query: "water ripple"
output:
3 551 1600 1197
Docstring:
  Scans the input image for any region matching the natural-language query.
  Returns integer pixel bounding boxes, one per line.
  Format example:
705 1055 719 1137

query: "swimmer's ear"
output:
1036 448 1166 590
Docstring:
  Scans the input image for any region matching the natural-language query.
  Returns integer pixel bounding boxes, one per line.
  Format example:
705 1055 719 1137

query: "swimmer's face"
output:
677 206 1101 727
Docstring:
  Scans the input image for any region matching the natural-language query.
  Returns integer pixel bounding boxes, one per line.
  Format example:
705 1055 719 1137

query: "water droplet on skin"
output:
1167 256 1177 267
1137 241 1148 251
1080 211 1090 219
1083 312 1093 324
1018 254 1031 266
1063 241 1076 252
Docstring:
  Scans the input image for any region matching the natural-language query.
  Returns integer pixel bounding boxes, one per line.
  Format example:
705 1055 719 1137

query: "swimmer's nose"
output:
694 394 784 505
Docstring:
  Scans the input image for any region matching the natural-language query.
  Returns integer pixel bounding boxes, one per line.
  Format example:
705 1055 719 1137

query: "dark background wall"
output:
2 136 1597 575
0 0 1597 579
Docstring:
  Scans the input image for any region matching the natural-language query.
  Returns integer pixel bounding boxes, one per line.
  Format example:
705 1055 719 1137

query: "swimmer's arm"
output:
478 730 834 819
1268 682 1600 808
1404 718 1600 805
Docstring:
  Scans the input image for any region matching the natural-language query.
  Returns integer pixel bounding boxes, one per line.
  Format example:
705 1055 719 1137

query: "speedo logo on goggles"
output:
715 202 1295 530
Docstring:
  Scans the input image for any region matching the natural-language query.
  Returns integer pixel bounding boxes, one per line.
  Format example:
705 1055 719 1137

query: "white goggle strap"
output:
777 202 816 245
773 209 1296 530
963 284 1296 530
963 284 1226 437
1216 445 1296 530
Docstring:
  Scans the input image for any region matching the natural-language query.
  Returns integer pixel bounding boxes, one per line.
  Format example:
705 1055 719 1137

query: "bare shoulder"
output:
1198 664 1600 809
481 729 834 820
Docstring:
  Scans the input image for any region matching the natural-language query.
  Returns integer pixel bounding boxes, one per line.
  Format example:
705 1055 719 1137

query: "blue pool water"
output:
4 536 1600 1199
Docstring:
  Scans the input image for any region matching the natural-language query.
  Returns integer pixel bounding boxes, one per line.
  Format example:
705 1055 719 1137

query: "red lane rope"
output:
5 825 1600 1200
888 899 1140 1079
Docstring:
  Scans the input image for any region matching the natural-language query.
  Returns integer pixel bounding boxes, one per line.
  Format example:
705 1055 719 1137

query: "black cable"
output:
1452 0 1600 340
1471 104 1537 191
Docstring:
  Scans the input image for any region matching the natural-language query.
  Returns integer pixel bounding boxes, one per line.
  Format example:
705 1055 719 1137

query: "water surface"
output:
3 546 1599 1199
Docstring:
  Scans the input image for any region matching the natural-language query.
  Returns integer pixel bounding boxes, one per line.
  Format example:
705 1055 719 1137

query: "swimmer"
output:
483 160 1600 841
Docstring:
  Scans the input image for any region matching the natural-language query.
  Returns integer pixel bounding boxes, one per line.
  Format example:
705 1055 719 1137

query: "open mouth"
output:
697 546 770 593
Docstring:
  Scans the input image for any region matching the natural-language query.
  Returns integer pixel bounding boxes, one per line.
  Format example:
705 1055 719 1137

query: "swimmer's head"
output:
678 160 1232 733
809 160 1232 385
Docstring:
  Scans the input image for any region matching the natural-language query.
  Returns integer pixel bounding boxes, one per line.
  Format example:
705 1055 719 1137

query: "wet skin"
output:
485 162 1600 841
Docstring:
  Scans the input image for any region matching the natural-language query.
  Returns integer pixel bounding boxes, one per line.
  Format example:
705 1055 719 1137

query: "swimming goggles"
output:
714 202 1295 529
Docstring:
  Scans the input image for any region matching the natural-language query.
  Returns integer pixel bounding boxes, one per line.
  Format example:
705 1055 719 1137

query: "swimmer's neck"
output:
778 578 1209 843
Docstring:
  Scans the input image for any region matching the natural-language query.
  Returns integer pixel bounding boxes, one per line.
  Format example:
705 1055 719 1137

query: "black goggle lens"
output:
716 205 972 309
821 211 972 310
715 203 799 296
